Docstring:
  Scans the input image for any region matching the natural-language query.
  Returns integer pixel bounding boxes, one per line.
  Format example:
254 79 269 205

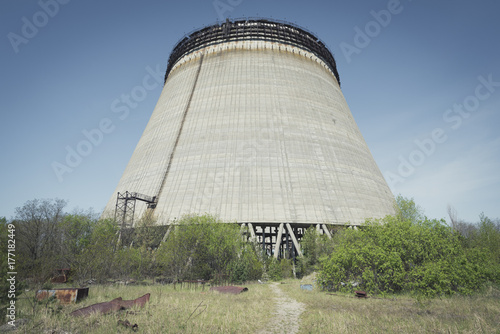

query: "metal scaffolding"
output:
114 191 157 229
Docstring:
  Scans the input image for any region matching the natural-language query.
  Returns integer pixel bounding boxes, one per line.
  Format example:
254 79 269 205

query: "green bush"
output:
266 258 294 281
319 215 496 297
467 214 500 282
74 218 119 283
267 258 283 281
156 214 243 282
299 226 334 276
229 243 263 283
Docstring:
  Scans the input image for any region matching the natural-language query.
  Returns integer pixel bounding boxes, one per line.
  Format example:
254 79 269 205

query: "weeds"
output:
16 283 273 333
12 281 500 333
281 279 500 333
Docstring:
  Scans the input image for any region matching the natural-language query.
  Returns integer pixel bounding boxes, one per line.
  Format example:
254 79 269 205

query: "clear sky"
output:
1 0 499 223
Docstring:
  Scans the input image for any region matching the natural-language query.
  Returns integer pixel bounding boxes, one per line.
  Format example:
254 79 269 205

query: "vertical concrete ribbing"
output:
102 22 395 227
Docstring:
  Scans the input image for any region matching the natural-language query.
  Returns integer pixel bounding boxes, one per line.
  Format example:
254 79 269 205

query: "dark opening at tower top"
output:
164 18 340 86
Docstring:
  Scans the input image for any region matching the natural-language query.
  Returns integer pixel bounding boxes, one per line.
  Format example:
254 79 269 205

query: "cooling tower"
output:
103 19 395 250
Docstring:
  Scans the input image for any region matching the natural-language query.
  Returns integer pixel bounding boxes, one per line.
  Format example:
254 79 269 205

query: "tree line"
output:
1 195 499 310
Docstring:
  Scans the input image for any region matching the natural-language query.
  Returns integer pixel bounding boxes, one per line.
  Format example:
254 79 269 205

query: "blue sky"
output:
1 0 499 223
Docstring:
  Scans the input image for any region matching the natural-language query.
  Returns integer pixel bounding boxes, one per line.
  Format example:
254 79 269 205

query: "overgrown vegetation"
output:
13 283 275 333
298 225 336 276
10 281 500 333
280 279 500 334
318 196 500 297
2 195 499 308
156 214 262 283
3 201 266 289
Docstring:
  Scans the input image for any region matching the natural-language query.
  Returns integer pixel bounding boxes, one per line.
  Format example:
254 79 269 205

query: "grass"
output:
281 280 500 333
11 281 500 333
15 282 273 333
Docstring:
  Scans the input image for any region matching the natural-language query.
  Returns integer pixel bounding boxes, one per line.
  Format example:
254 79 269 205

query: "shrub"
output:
266 258 294 281
156 214 243 282
229 243 263 283
74 219 119 283
299 226 334 276
319 215 495 297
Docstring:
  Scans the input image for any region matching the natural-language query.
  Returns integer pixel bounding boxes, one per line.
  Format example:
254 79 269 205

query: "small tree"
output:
58 212 96 270
467 213 500 282
228 243 263 283
300 226 334 275
74 219 118 283
394 194 423 223
156 214 244 282
15 199 67 283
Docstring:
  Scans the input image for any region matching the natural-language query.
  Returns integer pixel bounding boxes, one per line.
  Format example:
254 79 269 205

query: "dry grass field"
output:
9 280 500 333
281 281 500 333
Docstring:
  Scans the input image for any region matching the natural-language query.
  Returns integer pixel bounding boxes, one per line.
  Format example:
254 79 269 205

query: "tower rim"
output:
164 18 340 86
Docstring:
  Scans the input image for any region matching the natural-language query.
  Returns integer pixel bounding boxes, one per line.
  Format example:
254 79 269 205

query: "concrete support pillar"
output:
247 222 256 241
161 225 172 243
286 223 303 257
274 223 284 259
322 224 332 239
240 223 247 242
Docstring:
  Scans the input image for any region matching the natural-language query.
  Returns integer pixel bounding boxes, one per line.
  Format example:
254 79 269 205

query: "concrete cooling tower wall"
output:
102 19 395 233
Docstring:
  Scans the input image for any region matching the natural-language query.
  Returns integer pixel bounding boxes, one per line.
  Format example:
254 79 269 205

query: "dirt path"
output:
259 283 306 334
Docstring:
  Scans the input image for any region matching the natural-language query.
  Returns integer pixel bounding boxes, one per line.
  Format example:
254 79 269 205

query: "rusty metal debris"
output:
70 297 123 316
355 290 367 298
209 286 248 294
118 319 138 332
51 268 70 283
70 293 150 317
116 293 150 309
36 287 89 304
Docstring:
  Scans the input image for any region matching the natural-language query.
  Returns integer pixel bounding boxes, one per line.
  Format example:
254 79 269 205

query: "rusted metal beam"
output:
210 286 248 294
70 293 150 317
